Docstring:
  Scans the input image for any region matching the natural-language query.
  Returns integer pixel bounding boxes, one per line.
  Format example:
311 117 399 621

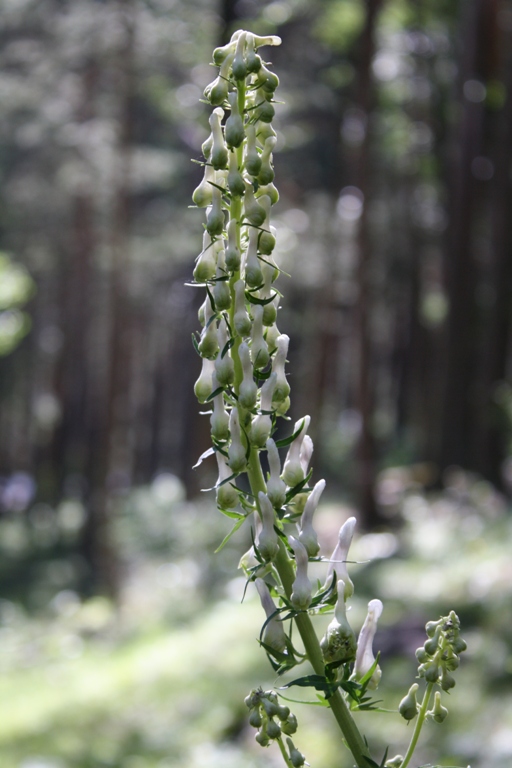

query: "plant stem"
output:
246 449 372 768
400 681 434 768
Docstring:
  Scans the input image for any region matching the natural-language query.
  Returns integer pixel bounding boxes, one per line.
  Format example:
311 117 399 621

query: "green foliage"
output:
0 252 34 355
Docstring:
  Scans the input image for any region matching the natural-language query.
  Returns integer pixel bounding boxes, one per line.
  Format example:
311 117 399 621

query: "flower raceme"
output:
190 29 466 768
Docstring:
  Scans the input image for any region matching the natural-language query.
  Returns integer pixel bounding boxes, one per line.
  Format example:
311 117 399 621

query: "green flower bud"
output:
282 416 310 487
266 719 281 740
213 249 231 311
198 302 218 360
286 738 305 767
225 91 245 148
266 438 287 509
245 124 262 177
202 132 213 161
246 35 262 73
250 373 277 447
255 729 270 747
257 181 279 205
259 228 276 256
238 341 258 409
205 55 233 106
254 89 275 123
399 683 419 721
255 578 286 652
232 31 247 80
298 478 324 557
431 691 448 723
194 232 217 282
214 319 235 386
226 219 242 271
257 136 276 185
194 357 215 403
250 304 270 368
213 41 236 65
192 163 215 207
215 452 239 509
426 619 441 638
275 396 290 416
276 705 290 721
424 626 442 656
256 491 279 562
451 636 467 654
228 407 246 473
209 108 228 170
265 322 280 354
210 374 229 441
227 150 245 198
245 690 260 709
424 663 440 683
256 120 277 146
281 713 297 735
244 181 266 227
289 536 312 611
256 63 279 94
245 227 264 288
271 334 290 403
249 709 262 728
416 646 430 663
250 33 282 49
206 187 225 236
440 667 456 691
233 279 252 336
320 579 357 664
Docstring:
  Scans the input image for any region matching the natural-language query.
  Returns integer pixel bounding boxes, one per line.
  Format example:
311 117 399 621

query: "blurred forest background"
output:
1 1 512 767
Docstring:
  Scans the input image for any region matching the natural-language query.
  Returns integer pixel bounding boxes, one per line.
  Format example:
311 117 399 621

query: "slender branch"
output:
400 681 435 768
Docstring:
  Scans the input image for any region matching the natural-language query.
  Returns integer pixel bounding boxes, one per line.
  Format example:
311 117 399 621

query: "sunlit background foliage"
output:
0 0 511 766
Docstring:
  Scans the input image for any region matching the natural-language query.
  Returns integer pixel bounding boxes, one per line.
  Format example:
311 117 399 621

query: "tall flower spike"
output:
255 578 286 652
216 451 238 510
289 536 312 611
324 516 356 598
320 579 357 664
228 407 247 473
298 478 325 557
282 416 311 487
256 491 279 562
354 599 384 689
266 438 287 509
250 372 277 447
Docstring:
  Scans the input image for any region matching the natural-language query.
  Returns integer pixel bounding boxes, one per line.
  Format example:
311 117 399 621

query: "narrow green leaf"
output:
214 515 246 553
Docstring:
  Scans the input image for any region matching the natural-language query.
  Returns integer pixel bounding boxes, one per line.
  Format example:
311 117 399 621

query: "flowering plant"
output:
190 29 466 768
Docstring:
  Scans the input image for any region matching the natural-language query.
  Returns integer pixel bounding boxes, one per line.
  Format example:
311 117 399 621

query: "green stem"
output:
400 682 434 768
246 450 372 768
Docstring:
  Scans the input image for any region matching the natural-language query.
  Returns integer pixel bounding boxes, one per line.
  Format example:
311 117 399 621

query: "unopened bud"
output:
354 599 384 689
399 683 419 721
250 373 276 448
289 536 312 611
266 438 287 509
298 478 325 557
286 738 305 767
215 452 238 509
256 492 279 562
320 579 357 664
233 279 252 336
227 407 246 473
324 517 356 598
431 691 448 723
282 416 311 487
255 578 286 652
250 304 270 368
215 318 234 386
238 342 258 409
